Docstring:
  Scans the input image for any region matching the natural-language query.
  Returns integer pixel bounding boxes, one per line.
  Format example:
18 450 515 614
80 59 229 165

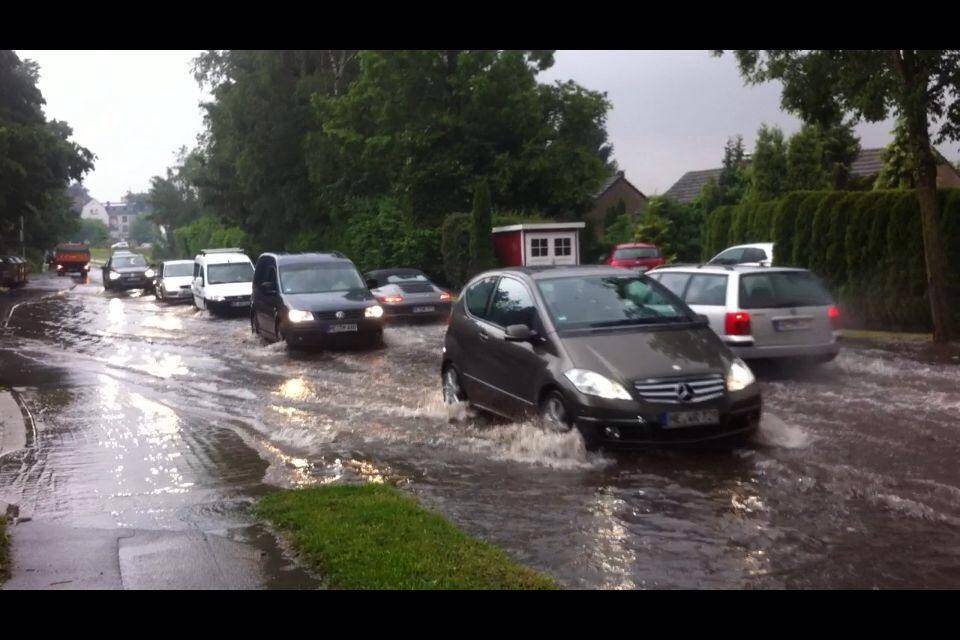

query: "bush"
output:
441 212 472 289
702 188 960 332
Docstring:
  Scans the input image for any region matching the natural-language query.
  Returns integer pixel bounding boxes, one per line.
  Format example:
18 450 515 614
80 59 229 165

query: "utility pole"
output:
20 215 25 258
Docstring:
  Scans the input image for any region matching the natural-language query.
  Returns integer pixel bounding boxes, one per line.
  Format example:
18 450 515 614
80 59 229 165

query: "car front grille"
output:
224 295 250 303
313 309 364 321
633 374 725 404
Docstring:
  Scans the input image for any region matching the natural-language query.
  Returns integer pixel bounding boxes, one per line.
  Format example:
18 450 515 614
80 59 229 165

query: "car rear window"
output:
685 274 728 306
613 247 660 259
655 272 691 298
738 271 833 309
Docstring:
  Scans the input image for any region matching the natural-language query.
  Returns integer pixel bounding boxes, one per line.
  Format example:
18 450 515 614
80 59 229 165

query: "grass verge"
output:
255 483 556 589
0 515 9 584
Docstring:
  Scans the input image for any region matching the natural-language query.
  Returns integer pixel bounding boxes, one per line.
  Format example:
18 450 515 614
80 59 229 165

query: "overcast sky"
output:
17 50 958 201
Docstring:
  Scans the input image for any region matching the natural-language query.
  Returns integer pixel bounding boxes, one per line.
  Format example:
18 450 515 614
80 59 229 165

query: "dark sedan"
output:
251 252 385 348
102 252 155 292
441 266 762 449
364 268 452 321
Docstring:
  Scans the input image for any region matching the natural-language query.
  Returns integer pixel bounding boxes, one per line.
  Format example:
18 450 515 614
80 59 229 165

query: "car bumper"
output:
283 318 384 346
110 277 152 289
382 301 452 320
728 339 840 360
207 297 251 314
162 288 193 300
570 387 762 447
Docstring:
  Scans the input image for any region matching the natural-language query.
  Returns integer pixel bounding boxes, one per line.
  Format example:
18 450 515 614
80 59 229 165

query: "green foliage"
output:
331 196 441 278
255 484 556 590
747 124 787 201
171 215 253 259
76 218 110 246
0 51 94 253
469 180 496 273
702 188 960 331
129 215 161 245
441 213 472 289
874 118 914 189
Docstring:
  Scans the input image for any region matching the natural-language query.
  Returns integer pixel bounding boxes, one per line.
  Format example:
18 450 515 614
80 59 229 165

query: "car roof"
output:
652 264 807 275
162 259 194 265
721 242 774 251
364 267 426 278
485 265 637 281
612 242 656 249
259 251 351 266
196 252 251 263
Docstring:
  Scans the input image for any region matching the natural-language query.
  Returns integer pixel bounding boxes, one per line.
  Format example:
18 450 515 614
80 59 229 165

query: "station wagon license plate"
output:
412 306 435 313
662 409 720 429
774 318 812 332
328 323 358 333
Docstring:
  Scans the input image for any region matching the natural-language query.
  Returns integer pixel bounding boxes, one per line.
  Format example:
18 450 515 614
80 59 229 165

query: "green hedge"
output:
702 189 960 332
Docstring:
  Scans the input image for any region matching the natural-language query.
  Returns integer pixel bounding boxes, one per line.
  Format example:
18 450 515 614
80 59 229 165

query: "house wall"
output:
585 179 647 239
80 200 108 225
937 163 960 188
493 230 523 267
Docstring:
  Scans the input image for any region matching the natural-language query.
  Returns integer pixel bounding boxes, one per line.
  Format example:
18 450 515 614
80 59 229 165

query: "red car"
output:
603 243 665 272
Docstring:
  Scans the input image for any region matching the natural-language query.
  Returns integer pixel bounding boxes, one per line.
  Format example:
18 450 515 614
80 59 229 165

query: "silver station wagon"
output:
647 265 840 364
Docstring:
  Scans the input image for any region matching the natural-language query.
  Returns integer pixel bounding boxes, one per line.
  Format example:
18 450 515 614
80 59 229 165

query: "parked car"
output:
191 248 255 315
251 252 384 348
601 242 665 272
111 241 130 250
0 256 28 288
102 251 154 292
441 266 761 448
708 243 774 266
153 259 195 303
364 268 452 321
647 264 840 363
53 242 91 277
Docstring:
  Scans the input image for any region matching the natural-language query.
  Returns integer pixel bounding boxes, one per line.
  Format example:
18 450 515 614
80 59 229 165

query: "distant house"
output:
102 197 152 242
584 170 647 239
80 199 109 226
663 148 960 204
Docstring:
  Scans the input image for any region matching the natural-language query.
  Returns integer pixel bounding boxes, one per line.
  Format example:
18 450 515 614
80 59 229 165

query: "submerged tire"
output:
540 390 573 433
442 365 466 406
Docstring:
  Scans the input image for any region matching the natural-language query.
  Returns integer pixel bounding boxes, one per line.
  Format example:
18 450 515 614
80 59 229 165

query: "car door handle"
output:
478 330 489 341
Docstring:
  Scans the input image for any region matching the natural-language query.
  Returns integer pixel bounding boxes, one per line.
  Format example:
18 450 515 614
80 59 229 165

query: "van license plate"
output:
774 318 811 332
413 306 435 313
328 323 358 333
662 409 720 429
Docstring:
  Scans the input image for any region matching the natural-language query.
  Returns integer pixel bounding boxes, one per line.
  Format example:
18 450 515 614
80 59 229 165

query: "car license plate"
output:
328 323 358 333
774 318 812 332
413 306 436 313
231 301 248 307
662 409 720 429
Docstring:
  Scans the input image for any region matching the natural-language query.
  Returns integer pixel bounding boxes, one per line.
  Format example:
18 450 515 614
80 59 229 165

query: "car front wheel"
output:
540 391 573 433
442 366 466 406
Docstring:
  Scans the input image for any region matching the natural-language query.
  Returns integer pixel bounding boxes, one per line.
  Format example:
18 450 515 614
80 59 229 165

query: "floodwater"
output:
2 271 960 588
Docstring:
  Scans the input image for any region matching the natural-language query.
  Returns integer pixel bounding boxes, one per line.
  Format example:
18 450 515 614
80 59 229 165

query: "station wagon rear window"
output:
738 271 833 309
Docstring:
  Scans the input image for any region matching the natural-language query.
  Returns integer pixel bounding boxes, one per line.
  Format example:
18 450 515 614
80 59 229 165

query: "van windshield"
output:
281 263 366 294
208 262 254 284
738 271 833 308
536 274 690 330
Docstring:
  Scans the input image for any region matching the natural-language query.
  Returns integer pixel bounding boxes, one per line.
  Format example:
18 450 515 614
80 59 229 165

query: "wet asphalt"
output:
2 270 960 588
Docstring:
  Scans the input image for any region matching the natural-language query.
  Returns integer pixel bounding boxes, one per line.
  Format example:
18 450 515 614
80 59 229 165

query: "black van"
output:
441 266 762 448
251 252 385 348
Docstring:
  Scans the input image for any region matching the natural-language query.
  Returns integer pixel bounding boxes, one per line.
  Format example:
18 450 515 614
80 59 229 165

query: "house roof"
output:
594 170 646 200
849 148 885 177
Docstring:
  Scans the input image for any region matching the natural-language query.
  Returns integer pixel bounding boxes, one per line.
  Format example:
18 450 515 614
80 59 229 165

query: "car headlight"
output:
726 358 756 392
288 309 314 323
144 268 155 278
210 295 226 302
563 368 632 400
365 305 384 319
108 271 121 280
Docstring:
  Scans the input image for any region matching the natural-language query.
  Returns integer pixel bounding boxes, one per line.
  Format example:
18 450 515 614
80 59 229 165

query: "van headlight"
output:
109 271 121 281
288 309 314 323
726 358 756 391
144 268 155 278
563 369 632 400
365 305 384 319
210 295 225 302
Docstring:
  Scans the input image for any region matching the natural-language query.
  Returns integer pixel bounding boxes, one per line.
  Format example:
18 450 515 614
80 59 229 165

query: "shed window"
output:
530 238 549 257
554 237 572 256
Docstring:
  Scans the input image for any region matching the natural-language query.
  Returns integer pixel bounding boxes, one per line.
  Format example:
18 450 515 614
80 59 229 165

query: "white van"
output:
192 248 255 314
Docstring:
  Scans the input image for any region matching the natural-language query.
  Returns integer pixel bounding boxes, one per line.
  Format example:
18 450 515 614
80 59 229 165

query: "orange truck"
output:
53 242 91 276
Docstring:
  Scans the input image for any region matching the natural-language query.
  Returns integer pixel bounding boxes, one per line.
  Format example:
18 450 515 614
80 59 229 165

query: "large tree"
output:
748 124 788 201
0 51 94 251
721 50 960 342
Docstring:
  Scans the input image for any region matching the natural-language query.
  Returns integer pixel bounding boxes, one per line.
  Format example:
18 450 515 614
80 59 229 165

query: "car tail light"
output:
828 305 841 330
379 295 403 304
724 312 751 336
439 292 451 302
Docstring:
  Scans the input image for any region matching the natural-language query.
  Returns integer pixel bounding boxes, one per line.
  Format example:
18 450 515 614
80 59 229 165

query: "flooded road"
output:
3 271 960 588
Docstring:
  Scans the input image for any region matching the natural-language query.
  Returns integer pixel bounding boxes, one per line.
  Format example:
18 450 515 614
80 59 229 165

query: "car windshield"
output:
738 271 833 308
613 247 659 259
281 263 366 294
536 274 690 330
163 263 193 277
112 255 146 268
207 262 254 284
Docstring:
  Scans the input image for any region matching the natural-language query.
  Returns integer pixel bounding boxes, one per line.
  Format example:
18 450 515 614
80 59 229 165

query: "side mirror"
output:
504 324 535 342
365 279 378 290
695 314 710 325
